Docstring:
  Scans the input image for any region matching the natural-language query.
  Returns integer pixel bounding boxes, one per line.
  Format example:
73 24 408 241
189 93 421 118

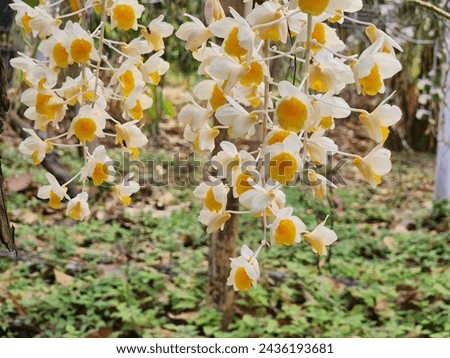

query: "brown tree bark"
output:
0 56 15 252
206 0 254 331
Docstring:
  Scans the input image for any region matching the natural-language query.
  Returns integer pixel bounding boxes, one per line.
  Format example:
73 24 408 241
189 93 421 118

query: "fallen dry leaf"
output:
5 173 33 192
53 268 74 286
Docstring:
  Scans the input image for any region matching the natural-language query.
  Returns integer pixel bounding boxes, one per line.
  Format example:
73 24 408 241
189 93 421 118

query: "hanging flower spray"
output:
10 0 173 219
176 0 402 291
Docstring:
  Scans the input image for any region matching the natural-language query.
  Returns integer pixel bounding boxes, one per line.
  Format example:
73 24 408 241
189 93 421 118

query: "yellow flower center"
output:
224 27 247 59
121 196 132 206
381 126 390 142
298 0 330 16
141 28 164 51
276 97 308 132
267 130 291 145
32 151 41 165
275 218 297 245
309 65 331 92
70 39 92 64
270 152 298 184
21 13 32 33
235 172 254 196
92 162 109 186
359 64 383 96
119 70 135 97
69 0 81 11
113 4 136 31
319 116 333 130
240 62 264 87
257 11 283 41
353 157 381 185
68 201 83 221
148 71 161 85
234 266 252 291
311 23 326 52
74 117 97 142
205 187 223 212
36 93 52 115
210 84 227 111
49 190 62 209
53 43 69 68
303 232 327 255
129 99 143 120
328 9 343 23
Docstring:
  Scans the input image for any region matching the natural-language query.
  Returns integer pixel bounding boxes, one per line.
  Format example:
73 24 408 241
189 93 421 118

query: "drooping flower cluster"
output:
177 0 402 291
11 0 173 220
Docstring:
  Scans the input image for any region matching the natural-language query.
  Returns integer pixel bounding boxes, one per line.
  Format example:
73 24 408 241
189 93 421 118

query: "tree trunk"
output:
206 0 252 330
434 31 450 201
0 56 15 252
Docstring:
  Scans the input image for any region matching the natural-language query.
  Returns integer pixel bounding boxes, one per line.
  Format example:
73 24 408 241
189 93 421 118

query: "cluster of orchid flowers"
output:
177 0 403 291
10 0 173 220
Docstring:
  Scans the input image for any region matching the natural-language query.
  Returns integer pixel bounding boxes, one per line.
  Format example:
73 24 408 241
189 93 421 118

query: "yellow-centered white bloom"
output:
192 80 228 112
198 210 232 234
141 51 170 86
124 85 153 121
247 1 287 43
215 98 259 139
203 0 225 25
307 169 336 199
299 20 346 54
115 120 149 158
309 50 354 94
66 192 90 221
114 177 140 206
81 145 115 186
239 182 286 216
183 124 219 153
324 0 362 24
365 24 403 56
57 68 106 108
270 207 306 246
352 38 402 96
275 80 312 133
38 29 70 68
212 141 255 181
209 9 254 63
65 21 100 64
21 88 67 130
141 15 174 51
353 145 392 189
19 128 53 165
310 93 351 131
265 127 301 148
267 134 302 185
10 1 61 39
67 105 109 142
121 38 153 58
178 102 212 131
227 245 260 291
10 0 35 34
111 59 145 98
175 14 212 51
110 0 145 31
303 217 337 256
194 180 229 214
37 173 68 209
306 131 338 165
359 101 402 143
206 55 250 93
